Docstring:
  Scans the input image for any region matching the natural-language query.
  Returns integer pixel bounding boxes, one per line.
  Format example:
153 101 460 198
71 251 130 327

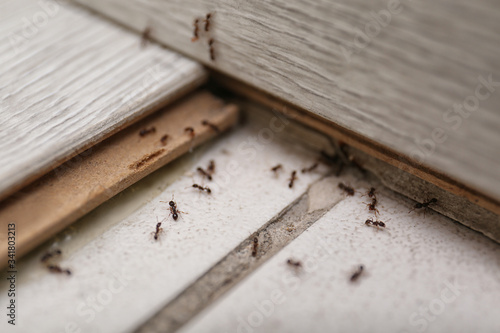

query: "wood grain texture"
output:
0 91 239 268
74 0 500 202
0 0 207 201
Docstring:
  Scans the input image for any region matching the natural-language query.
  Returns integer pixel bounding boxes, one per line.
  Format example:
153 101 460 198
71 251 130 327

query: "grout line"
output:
134 175 344 333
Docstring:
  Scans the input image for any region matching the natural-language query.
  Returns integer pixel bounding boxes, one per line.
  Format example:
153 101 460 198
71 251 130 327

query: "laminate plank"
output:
0 0 207 200
0 91 238 268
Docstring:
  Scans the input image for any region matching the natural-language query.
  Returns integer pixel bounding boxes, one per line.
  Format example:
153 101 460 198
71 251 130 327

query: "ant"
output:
204 13 212 32
208 38 215 61
207 160 215 175
197 167 212 181
160 134 169 146
362 187 376 199
191 18 199 42
139 127 156 137
202 120 220 133
366 197 380 216
162 196 186 221
40 249 62 263
47 265 71 275
365 218 386 228
301 162 319 173
184 127 195 138
271 164 283 175
286 259 302 269
350 265 364 282
141 26 152 48
409 198 437 214
288 170 297 188
152 217 164 241
338 183 355 196
41 249 71 275
251 237 258 257
192 184 212 194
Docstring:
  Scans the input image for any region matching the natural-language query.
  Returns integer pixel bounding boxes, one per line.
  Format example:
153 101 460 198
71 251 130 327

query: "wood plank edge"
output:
0 73 207 203
211 73 500 216
0 91 238 269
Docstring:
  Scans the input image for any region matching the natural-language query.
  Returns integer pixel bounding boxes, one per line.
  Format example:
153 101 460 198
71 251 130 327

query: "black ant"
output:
271 164 283 175
162 196 186 221
139 127 156 137
288 170 297 188
365 218 386 228
191 18 199 42
251 237 258 257
301 162 319 173
409 198 437 214
41 249 71 275
152 217 164 241
160 134 169 146
202 120 220 133
207 160 215 175
47 265 71 275
338 183 355 196
192 184 211 194
363 187 376 199
208 38 215 61
184 127 195 138
40 249 62 263
366 197 380 216
197 167 212 181
204 13 212 32
286 259 302 268
350 265 364 282
141 26 152 48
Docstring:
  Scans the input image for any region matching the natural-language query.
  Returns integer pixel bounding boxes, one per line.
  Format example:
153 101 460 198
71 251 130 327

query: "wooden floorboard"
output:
0 91 238 268
0 0 207 201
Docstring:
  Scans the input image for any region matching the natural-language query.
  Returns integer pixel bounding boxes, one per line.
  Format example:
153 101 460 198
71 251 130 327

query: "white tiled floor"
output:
2 111 499 333
181 187 500 333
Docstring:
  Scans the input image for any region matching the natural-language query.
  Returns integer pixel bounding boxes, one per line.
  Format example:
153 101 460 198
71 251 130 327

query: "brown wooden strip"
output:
213 74 500 218
0 91 238 268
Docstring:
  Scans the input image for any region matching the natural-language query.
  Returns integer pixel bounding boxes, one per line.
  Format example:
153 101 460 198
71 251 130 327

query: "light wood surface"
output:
0 0 207 201
0 91 239 269
74 0 500 202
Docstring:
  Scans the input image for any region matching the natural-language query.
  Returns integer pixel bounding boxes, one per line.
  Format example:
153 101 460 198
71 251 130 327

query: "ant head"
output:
156 222 161 228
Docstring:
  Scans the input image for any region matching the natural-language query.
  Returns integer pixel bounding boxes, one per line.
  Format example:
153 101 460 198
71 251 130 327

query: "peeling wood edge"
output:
211 73 500 216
